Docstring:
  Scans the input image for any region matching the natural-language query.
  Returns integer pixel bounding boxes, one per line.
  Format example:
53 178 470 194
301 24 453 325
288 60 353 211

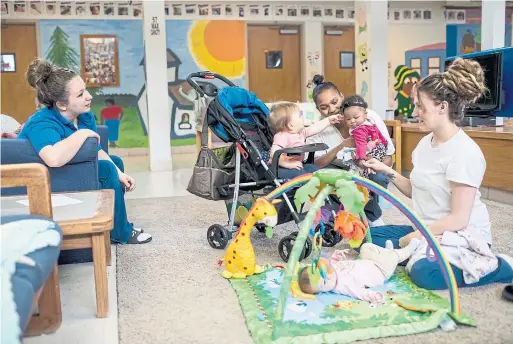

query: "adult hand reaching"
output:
362 158 393 175
119 172 136 192
328 114 344 125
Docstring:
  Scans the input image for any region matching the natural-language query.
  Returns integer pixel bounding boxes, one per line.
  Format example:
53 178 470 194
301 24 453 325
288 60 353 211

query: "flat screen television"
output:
444 51 503 117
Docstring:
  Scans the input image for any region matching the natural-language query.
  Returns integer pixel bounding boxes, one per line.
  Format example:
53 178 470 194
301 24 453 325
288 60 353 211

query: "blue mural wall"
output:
38 19 246 147
40 20 145 97
446 24 512 58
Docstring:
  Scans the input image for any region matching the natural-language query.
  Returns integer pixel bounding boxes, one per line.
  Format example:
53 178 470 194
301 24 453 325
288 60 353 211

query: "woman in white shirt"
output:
363 57 513 290
306 74 395 226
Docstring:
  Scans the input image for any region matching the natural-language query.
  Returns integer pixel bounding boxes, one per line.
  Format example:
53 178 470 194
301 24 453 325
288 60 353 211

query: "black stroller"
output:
186 72 340 262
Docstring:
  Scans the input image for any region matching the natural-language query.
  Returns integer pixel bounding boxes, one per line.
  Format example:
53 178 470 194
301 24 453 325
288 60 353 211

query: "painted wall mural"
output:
39 20 146 148
392 65 420 118
305 51 320 101
447 23 512 57
354 2 371 107
137 20 246 143
387 5 448 112
38 19 246 147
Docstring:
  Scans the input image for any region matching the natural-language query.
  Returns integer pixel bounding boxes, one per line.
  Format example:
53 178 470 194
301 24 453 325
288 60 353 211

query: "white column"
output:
481 0 506 125
481 0 506 50
354 0 389 119
302 22 323 102
142 0 172 171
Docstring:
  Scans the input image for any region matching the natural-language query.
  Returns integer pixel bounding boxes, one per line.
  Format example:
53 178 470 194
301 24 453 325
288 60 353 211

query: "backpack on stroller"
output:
186 72 337 262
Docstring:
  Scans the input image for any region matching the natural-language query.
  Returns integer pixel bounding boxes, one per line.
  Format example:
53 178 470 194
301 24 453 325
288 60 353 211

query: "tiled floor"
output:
25 154 195 344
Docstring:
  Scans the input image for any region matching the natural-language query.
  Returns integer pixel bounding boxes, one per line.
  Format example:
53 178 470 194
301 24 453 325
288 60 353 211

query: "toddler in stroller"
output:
268 101 344 179
186 72 335 262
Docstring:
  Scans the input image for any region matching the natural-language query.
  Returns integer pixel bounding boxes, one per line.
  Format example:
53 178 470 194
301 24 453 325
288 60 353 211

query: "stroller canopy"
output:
210 87 273 145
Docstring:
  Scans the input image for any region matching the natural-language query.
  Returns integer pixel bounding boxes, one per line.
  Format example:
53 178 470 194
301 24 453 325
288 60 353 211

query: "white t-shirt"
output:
410 129 491 243
306 109 395 159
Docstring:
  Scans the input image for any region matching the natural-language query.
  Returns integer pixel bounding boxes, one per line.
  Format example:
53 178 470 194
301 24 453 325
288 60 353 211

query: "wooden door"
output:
1 24 38 123
247 25 301 102
323 26 355 96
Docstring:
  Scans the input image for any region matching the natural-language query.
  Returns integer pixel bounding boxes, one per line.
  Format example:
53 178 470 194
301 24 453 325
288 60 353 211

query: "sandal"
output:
130 222 144 233
503 285 513 302
127 229 152 244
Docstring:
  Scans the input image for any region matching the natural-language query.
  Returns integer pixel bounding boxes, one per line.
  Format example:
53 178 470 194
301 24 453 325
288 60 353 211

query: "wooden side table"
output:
1 167 115 322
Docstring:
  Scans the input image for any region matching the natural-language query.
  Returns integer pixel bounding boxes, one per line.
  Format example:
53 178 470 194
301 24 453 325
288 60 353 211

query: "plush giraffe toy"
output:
221 197 281 279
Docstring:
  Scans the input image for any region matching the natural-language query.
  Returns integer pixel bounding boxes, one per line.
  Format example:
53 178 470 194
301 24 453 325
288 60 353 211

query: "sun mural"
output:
188 20 245 79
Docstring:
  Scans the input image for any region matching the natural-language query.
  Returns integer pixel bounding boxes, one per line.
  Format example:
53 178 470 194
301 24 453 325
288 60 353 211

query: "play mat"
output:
217 170 477 343
230 266 474 344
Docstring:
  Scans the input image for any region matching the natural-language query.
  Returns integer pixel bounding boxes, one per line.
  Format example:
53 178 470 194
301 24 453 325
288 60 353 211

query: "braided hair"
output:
26 58 78 108
416 57 488 122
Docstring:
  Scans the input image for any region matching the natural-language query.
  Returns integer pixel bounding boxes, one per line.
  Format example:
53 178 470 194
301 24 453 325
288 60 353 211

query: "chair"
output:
1 125 112 264
1 163 62 336
0 125 110 196
384 119 402 174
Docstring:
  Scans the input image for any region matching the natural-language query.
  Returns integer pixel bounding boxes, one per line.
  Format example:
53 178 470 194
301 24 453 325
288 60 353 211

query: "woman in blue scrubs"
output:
18 58 152 244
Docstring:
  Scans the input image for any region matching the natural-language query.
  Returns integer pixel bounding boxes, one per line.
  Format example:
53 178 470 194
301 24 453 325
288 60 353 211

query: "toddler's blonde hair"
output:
269 102 300 132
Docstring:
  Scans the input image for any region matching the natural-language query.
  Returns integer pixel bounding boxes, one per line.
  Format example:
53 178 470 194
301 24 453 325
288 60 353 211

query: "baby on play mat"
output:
298 239 420 304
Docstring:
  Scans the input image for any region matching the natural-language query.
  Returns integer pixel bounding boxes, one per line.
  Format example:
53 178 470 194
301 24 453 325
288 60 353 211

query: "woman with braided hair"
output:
363 57 513 290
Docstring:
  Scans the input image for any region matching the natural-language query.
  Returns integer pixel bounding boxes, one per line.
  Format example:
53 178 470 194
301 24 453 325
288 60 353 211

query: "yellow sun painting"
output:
188 20 245 79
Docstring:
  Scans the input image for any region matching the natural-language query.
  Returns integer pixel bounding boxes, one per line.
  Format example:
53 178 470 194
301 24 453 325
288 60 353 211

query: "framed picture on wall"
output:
299 5 310 17
198 4 209 16
80 34 120 87
1 1 10 16
1 53 16 73
262 4 270 17
29 1 43 15
75 1 86 16
211 4 221 16
13 0 27 16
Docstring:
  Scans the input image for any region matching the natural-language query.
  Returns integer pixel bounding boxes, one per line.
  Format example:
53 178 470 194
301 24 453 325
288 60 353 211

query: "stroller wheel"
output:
255 224 267 233
315 222 342 248
278 232 313 263
207 224 231 249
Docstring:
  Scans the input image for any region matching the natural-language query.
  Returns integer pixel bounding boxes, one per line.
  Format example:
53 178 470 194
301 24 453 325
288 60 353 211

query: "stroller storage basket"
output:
187 144 237 201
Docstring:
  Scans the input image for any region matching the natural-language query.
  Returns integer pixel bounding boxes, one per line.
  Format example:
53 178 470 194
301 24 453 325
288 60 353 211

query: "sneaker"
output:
127 229 152 244
369 218 385 227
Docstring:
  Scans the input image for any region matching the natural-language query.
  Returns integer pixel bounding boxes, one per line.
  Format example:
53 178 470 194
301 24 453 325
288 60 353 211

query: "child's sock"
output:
385 240 394 250
393 238 420 263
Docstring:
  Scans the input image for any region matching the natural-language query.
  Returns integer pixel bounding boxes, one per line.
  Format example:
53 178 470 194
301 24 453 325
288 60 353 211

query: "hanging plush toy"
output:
307 231 336 286
333 210 367 248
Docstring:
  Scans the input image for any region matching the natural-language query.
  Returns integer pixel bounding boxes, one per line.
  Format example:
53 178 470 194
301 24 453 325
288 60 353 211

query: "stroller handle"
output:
186 72 237 97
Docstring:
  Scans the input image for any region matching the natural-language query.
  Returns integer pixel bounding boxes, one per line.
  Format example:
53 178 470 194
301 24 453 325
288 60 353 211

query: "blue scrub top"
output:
18 107 101 153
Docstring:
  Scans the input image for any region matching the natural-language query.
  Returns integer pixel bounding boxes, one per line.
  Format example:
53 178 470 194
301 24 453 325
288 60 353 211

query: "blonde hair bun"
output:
443 57 488 103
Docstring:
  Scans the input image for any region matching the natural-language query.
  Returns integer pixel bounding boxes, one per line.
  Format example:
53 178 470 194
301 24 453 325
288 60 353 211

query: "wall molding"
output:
2 1 444 26
1 1 356 22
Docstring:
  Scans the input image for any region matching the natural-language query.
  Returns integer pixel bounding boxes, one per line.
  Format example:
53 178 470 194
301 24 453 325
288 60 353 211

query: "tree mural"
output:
45 26 79 71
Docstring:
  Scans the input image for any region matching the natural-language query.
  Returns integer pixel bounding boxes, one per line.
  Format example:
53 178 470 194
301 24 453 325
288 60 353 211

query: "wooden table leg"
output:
92 232 109 318
105 231 112 266
25 266 62 337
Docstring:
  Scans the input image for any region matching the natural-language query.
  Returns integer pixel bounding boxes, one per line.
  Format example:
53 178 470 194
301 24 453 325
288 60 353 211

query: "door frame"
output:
321 23 356 92
3 20 41 57
245 22 305 101
1 21 41 121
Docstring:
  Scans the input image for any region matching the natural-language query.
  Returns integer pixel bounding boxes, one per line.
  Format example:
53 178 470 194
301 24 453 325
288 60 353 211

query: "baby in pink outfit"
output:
298 239 420 304
269 102 343 179
342 95 388 177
